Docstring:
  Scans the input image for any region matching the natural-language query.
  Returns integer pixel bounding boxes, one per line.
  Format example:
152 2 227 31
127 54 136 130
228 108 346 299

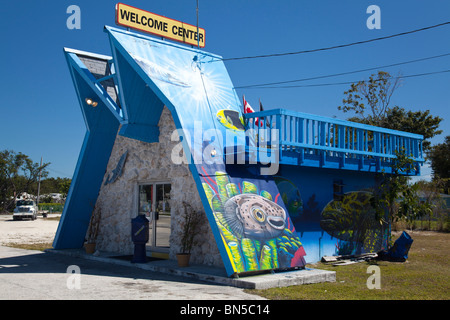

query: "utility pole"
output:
36 156 43 207
196 0 199 48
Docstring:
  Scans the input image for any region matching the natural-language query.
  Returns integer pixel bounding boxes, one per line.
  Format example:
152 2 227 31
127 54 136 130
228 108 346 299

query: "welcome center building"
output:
53 4 424 278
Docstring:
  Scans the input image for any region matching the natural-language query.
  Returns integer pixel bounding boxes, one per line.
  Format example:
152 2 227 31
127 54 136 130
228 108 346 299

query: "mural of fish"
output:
320 191 389 255
216 109 245 132
221 194 286 241
274 176 303 221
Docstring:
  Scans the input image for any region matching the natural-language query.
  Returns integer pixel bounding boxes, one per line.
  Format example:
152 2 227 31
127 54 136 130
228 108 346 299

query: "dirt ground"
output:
0 214 60 246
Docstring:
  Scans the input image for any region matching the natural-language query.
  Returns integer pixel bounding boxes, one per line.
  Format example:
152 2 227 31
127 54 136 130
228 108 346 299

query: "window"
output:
333 179 344 201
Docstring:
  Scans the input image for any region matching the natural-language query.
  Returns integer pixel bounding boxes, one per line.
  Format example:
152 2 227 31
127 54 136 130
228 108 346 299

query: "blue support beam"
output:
53 50 121 249
53 129 118 249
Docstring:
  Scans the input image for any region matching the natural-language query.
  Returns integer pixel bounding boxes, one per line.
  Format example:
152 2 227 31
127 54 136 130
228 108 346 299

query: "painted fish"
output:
216 109 245 132
274 177 303 220
104 150 128 185
221 194 286 241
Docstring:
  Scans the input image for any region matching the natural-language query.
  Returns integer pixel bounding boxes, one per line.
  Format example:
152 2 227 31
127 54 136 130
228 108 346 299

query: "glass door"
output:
138 182 171 252
154 183 171 250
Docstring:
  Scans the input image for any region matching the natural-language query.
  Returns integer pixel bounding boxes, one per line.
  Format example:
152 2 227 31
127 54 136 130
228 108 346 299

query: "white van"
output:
13 200 38 221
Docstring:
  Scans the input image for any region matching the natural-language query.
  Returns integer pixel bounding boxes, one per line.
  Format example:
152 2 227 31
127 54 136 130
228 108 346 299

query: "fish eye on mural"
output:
222 194 287 240
251 206 266 223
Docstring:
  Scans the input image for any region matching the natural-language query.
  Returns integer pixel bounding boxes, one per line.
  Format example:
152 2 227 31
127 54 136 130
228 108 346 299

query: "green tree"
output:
338 71 401 123
338 71 442 229
372 149 432 226
339 71 442 153
0 150 50 212
34 177 72 195
428 136 450 194
377 107 442 152
59 178 72 198
348 106 442 153
415 179 447 229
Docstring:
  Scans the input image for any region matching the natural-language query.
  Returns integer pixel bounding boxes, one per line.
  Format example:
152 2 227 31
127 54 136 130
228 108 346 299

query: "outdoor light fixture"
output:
85 98 98 107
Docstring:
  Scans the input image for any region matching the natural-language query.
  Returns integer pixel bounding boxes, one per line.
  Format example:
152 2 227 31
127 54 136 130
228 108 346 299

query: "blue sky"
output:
0 0 448 179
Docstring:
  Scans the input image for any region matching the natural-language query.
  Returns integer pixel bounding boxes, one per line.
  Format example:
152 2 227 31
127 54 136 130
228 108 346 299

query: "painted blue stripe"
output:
53 51 120 249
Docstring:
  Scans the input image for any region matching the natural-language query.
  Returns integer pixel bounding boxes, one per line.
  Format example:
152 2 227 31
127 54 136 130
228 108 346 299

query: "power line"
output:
238 69 450 89
235 52 450 89
47 167 72 178
220 21 450 62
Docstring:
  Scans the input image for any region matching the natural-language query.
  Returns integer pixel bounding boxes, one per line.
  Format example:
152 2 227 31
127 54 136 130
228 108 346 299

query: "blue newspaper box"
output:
131 215 149 263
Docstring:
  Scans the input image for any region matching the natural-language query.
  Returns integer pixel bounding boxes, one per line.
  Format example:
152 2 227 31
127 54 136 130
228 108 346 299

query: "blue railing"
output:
243 109 424 175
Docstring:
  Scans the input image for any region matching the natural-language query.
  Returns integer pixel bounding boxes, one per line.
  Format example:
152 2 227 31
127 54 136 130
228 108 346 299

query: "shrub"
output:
38 203 64 212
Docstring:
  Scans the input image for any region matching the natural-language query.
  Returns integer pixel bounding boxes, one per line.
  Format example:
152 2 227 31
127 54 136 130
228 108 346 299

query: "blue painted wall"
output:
275 165 389 262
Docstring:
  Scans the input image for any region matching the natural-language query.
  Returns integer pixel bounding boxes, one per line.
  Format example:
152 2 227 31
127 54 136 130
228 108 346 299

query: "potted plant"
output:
85 207 101 254
176 202 202 267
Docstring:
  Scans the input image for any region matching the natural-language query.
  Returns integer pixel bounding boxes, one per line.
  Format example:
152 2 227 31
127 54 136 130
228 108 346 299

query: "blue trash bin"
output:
131 215 149 263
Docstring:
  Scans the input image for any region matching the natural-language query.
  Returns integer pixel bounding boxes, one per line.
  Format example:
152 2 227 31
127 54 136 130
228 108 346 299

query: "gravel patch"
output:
0 214 60 246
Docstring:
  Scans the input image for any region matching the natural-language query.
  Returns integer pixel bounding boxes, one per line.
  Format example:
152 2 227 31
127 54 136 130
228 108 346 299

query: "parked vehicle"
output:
13 200 38 221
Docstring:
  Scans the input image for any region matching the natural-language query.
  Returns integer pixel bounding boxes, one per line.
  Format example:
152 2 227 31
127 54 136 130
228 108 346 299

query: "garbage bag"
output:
378 231 413 262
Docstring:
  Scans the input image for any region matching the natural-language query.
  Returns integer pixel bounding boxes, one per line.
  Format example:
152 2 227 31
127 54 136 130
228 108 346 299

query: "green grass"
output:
44 215 61 221
393 218 450 233
5 242 54 252
248 231 450 300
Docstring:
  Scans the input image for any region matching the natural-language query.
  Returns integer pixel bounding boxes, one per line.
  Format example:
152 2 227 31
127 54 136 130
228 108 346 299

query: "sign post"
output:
115 3 205 48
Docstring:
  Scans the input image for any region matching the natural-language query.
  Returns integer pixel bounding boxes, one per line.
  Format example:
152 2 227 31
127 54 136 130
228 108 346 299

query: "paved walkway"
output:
0 246 265 300
47 247 335 290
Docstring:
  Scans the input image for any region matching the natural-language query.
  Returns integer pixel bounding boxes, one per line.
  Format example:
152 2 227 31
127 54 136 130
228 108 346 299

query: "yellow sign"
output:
115 3 205 48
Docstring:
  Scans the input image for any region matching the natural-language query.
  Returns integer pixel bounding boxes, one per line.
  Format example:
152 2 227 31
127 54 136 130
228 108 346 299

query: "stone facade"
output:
91 106 223 267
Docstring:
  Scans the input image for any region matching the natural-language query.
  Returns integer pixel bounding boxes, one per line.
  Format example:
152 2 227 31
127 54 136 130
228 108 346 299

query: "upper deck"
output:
242 108 424 175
